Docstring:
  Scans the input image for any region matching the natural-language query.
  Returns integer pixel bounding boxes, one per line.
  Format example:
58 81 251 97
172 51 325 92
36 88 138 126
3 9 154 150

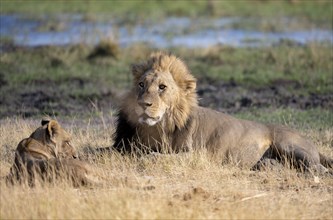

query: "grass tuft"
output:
87 38 121 61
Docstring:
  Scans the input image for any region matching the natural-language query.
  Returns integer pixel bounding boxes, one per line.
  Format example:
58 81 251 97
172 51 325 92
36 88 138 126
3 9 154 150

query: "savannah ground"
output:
1 1 333 219
1 117 333 219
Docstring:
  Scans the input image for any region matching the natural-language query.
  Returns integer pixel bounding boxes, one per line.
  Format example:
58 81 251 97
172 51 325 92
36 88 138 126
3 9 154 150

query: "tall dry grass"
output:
0 117 332 219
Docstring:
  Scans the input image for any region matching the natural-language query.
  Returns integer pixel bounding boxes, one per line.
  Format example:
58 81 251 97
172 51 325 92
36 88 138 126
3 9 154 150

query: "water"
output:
1 14 332 48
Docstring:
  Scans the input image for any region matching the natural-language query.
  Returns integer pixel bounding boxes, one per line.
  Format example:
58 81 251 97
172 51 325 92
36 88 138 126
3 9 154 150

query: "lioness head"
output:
7 119 78 185
25 119 78 159
126 52 198 129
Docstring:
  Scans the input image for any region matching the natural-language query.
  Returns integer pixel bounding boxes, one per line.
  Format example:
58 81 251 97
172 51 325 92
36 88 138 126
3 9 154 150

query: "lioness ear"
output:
41 117 51 126
47 120 60 138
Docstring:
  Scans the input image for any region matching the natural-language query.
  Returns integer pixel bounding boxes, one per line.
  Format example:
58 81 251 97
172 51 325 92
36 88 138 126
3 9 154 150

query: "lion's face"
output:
134 70 180 126
28 119 78 159
125 52 198 129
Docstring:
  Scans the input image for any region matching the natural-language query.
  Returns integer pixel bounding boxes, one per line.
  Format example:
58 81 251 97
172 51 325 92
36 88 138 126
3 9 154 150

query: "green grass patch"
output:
177 43 333 95
1 0 331 29
235 108 332 131
0 45 130 86
1 43 332 94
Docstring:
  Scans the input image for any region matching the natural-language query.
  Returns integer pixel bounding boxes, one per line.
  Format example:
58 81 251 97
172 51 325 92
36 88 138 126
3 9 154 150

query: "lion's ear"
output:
185 79 196 93
131 63 146 80
47 120 60 138
181 72 196 94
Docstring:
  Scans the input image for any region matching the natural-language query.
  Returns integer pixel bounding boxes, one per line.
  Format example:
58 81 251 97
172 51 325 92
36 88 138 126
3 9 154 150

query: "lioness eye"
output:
159 84 166 90
139 82 144 88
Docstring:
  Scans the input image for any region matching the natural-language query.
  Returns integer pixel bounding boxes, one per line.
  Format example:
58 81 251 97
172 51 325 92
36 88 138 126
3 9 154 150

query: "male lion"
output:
6 119 99 186
112 52 332 172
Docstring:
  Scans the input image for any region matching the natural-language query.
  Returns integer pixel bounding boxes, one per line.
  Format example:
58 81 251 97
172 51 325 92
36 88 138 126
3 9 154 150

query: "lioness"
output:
6 119 98 186
111 52 332 172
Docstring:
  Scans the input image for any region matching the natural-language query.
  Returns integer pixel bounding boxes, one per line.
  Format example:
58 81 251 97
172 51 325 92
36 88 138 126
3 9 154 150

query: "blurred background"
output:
0 0 332 129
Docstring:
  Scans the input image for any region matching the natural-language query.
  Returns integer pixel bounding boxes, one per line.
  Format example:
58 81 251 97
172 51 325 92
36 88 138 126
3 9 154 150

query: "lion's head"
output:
18 119 78 160
123 52 198 131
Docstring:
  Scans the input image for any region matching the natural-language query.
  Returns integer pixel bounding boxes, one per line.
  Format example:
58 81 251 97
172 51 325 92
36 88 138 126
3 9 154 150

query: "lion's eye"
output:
139 82 144 88
159 84 166 90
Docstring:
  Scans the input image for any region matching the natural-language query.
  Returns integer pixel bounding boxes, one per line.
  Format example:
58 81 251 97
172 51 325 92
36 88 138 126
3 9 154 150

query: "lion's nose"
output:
139 100 152 107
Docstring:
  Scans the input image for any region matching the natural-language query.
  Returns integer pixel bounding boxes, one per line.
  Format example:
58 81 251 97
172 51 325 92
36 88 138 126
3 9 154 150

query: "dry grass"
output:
0 118 332 219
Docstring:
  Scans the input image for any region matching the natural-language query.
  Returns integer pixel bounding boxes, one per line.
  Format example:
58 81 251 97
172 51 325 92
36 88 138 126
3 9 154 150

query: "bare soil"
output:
1 75 331 118
197 77 333 113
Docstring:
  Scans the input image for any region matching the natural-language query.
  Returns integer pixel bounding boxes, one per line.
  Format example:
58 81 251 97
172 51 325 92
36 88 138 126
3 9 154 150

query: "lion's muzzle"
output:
138 113 162 126
136 98 166 126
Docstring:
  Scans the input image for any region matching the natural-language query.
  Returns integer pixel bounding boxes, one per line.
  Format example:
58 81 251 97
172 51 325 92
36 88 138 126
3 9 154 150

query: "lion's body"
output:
113 52 332 172
7 119 98 186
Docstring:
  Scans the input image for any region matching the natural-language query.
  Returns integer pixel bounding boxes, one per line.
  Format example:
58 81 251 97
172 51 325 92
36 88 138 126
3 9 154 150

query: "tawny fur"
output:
6 119 100 186
113 52 332 172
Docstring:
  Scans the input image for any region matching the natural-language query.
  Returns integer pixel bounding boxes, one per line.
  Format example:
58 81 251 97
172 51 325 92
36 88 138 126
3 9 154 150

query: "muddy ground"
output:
1 73 331 119
197 77 333 113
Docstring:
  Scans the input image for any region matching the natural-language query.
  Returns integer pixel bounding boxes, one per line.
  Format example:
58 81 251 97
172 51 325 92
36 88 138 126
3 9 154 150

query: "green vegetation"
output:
186 43 333 94
0 42 332 125
235 108 333 130
1 43 332 93
1 0 332 29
